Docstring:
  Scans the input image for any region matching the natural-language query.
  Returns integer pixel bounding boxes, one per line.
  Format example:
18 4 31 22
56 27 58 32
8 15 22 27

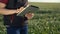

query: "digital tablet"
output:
17 5 39 16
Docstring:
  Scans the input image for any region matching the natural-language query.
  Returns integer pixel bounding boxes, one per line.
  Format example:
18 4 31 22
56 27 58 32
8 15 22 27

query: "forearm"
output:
0 8 17 15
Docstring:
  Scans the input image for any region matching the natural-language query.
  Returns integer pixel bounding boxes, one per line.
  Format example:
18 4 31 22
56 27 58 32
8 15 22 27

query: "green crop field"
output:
0 2 60 34
29 2 60 10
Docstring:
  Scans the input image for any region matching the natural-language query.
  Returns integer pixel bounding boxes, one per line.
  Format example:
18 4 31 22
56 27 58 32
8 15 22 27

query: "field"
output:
0 2 60 34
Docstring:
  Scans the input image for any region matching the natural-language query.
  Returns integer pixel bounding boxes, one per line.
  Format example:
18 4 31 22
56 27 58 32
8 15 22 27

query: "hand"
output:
16 7 24 13
15 5 29 13
25 13 34 19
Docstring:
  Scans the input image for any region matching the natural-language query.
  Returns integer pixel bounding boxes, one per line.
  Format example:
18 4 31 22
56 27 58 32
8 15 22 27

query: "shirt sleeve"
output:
0 0 8 4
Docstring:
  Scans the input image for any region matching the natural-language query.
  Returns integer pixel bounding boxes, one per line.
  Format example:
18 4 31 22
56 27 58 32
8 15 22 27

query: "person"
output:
0 0 34 34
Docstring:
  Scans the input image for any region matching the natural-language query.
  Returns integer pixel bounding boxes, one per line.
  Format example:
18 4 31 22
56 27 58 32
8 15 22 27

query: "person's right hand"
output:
16 5 29 14
16 7 24 13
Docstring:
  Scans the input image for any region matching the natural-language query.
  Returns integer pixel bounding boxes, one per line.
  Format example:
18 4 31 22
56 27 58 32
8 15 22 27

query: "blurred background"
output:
0 0 60 34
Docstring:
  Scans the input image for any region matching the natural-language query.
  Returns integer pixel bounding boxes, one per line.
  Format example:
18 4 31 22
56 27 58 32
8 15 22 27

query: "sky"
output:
28 0 60 3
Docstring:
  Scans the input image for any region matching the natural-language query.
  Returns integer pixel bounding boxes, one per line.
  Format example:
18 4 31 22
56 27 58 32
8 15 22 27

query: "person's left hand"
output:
25 13 34 19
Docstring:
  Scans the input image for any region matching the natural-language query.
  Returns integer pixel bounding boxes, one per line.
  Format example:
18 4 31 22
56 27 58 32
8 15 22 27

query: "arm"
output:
0 9 17 15
0 2 22 15
0 2 17 15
